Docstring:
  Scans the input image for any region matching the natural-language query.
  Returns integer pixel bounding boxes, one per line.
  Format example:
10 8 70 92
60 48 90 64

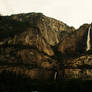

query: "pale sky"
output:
0 0 92 28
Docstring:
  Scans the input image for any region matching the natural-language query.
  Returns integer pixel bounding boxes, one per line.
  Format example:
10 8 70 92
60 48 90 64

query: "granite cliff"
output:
0 13 92 80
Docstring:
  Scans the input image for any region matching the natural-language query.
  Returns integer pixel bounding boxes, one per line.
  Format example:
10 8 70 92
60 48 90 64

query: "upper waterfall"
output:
86 26 91 51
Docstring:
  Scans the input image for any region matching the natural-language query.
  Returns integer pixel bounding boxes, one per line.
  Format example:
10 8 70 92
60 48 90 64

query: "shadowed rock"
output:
0 12 92 80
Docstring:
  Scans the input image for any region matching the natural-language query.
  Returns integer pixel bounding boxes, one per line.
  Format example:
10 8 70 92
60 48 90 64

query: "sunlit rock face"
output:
1 13 92 80
64 55 92 68
11 13 74 46
64 69 92 80
58 24 90 55
0 13 74 56
63 54 92 80
0 13 74 80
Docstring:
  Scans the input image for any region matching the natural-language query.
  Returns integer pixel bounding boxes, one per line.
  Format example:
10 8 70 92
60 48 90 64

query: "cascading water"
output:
54 72 57 80
86 26 91 51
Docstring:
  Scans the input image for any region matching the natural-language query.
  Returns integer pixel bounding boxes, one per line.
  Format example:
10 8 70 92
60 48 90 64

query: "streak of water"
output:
86 26 91 51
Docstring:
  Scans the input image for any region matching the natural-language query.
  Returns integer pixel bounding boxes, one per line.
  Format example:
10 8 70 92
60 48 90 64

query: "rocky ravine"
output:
0 13 92 80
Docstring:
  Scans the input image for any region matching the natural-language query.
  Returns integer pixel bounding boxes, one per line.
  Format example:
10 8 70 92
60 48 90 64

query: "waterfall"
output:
54 72 57 80
86 26 91 51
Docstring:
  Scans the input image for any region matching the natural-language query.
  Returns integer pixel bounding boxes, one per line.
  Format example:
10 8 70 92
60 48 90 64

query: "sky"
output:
0 0 92 29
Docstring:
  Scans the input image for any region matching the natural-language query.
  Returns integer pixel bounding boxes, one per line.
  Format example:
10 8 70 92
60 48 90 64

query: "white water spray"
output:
54 72 57 80
86 26 91 51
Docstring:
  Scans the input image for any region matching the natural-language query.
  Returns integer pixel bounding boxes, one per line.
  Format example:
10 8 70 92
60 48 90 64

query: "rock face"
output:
64 54 92 80
58 24 90 55
0 13 74 80
0 12 92 80
10 13 74 46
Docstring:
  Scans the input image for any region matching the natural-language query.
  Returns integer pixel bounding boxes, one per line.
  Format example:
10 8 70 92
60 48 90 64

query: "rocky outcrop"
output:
57 23 92 80
58 24 90 55
0 13 74 80
0 12 92 80
63 54 92 80
0 13 74 56
10 13 74 46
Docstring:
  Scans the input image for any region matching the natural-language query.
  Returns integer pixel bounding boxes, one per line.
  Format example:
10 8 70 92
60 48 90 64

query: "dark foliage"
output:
0 71 92 92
